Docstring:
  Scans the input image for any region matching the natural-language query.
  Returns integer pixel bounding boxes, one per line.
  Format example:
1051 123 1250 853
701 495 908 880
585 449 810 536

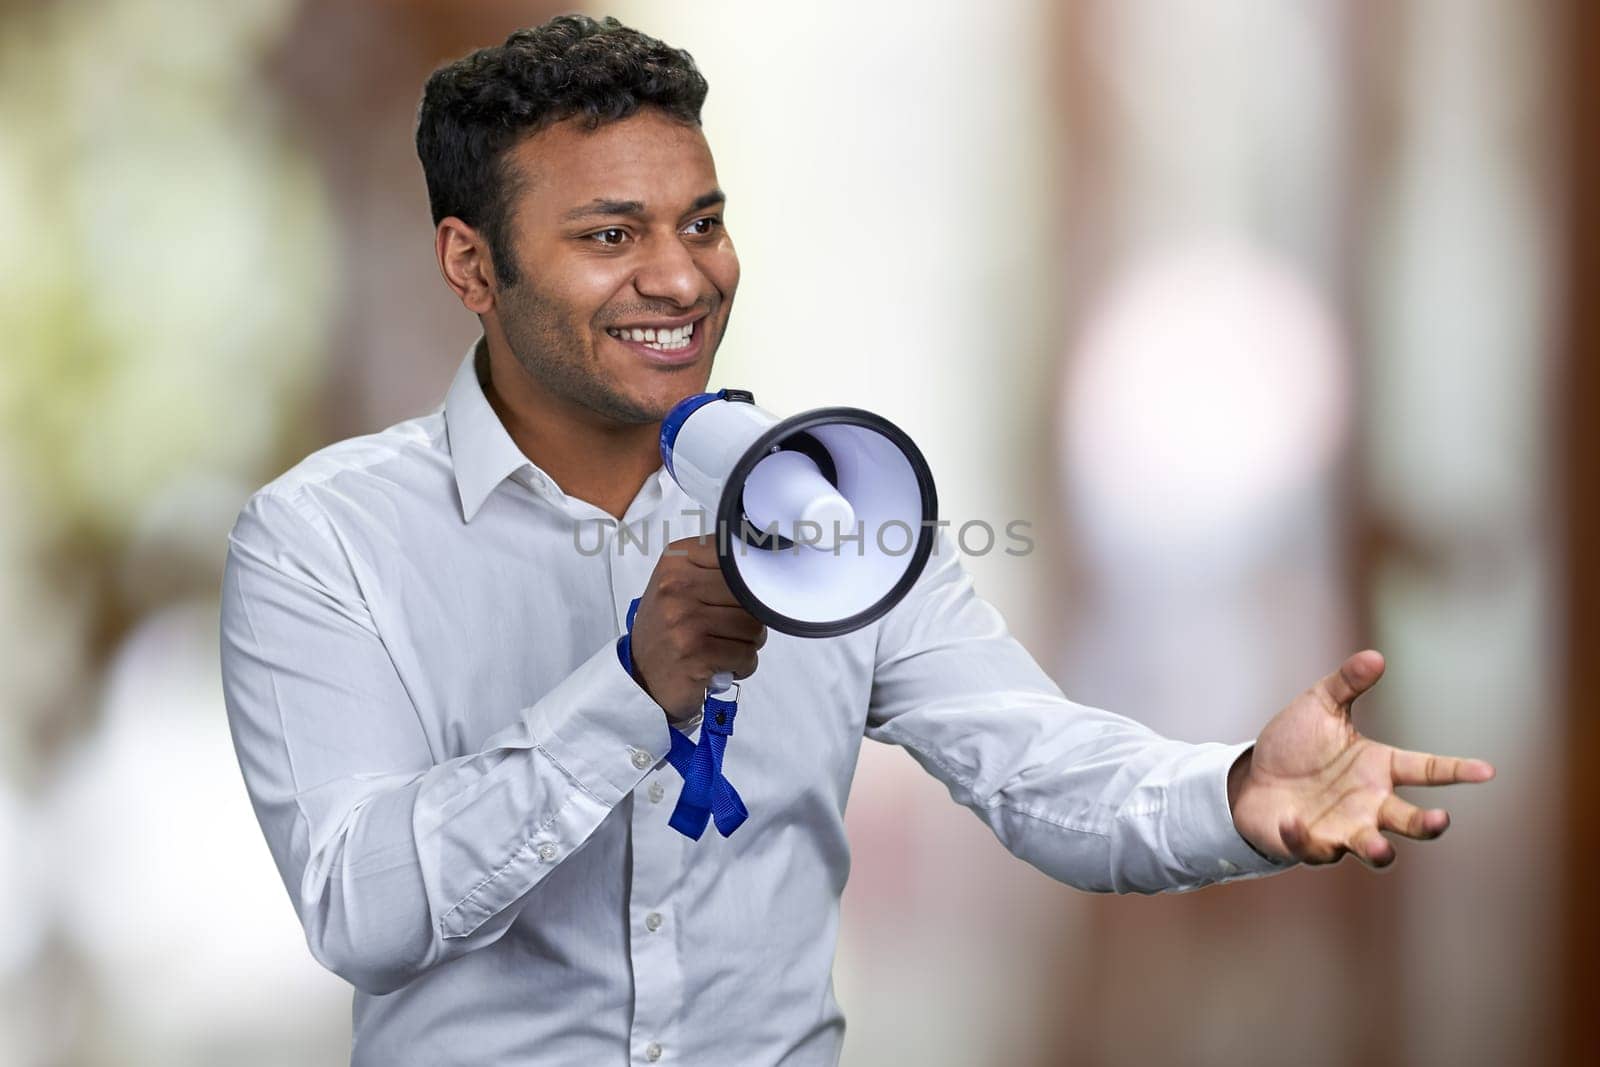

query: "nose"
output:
633 233 704 309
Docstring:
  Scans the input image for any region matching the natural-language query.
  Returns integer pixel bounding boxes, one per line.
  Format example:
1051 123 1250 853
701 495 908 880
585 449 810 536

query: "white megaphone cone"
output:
659 389 939 692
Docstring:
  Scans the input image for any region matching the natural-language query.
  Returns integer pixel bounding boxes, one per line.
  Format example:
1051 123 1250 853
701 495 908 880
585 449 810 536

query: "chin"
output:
594 380 693 426
643 383 707 421
633 368 713 412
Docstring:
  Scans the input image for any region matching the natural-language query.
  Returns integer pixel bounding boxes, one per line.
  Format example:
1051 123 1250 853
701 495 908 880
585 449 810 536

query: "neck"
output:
478 335 661 520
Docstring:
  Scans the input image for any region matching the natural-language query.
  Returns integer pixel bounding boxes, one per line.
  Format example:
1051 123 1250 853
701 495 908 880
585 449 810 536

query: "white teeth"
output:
609 321 698 351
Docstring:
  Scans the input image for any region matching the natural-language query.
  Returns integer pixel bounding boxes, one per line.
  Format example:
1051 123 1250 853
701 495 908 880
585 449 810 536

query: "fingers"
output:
636 536 770 710
1279 815 1341 864
700 635 760 681
677 556 743 608
1351 828 1395 868
1280 814 1391 868
665 534 722 569
1314 649 1385 712
701 604 767 645
1378 793 1449 840
1279 791 1455 871
1390 748 1497 787
654 560 742 608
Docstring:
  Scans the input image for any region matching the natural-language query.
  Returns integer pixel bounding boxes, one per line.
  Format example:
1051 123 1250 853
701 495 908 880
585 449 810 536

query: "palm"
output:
1230 650 1496 868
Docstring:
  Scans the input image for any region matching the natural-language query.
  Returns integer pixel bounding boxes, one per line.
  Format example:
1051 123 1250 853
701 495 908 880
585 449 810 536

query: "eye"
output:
589 227 629 246
684 216 722 237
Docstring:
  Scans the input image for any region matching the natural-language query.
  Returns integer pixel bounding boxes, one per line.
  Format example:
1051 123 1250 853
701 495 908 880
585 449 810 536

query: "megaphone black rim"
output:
715 407 939 638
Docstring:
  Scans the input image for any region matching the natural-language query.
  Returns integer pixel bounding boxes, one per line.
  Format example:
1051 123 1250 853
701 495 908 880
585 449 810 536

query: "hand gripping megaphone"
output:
623 389 939 841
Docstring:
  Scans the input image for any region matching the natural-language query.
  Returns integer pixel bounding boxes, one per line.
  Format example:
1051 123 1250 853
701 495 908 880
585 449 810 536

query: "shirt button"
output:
647 781 665 804
631 749 653 770
1217 858 1239 875
645 1042 663 1062
536 842 559 863
645 912 663 932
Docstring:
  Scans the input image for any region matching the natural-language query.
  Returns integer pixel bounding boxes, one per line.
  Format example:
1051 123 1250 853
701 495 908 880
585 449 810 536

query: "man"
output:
219 15 1496 1066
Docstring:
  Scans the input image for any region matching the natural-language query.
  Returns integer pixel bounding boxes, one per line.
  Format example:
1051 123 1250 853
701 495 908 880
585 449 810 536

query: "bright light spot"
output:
1063 239 1348 568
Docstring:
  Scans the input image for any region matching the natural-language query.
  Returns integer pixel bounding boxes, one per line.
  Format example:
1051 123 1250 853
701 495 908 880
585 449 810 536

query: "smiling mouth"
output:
605 318 699 353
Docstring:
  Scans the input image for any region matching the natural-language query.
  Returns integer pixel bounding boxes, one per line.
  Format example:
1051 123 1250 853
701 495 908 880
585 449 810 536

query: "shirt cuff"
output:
1168 740 1298 883
526 641 674 807
616 631 705 735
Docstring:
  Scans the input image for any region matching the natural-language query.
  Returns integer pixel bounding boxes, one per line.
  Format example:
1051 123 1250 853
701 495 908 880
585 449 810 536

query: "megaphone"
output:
636 389 938 841
659 389 939 659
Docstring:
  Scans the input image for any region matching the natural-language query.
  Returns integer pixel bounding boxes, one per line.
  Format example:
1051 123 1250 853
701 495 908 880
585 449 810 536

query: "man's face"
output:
490 108 740 424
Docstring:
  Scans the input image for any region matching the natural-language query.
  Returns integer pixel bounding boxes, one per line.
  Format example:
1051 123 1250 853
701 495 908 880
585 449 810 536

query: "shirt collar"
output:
442 337 681 525
444 339 536 523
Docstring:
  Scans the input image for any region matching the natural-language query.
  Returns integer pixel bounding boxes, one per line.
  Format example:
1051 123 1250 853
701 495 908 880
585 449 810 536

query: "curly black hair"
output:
415 14 708 287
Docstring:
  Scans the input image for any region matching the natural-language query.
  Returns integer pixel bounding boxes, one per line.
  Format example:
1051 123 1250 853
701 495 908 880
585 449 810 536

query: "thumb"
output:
1314 649 1385 714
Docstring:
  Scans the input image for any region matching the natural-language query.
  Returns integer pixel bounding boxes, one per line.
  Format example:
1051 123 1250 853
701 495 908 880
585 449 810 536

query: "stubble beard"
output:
496 276 669 426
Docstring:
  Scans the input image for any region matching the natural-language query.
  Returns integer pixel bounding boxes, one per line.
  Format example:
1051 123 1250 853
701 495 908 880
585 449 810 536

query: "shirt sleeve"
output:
219 489 672 995
865 531 1297 894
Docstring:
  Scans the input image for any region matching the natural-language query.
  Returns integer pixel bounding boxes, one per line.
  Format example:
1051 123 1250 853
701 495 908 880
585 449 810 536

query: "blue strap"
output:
666 693 748 839
617 597 748 840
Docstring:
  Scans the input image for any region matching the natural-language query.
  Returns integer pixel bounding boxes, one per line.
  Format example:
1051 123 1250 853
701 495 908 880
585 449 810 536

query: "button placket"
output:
622 499 686 1065
626 800 686 1059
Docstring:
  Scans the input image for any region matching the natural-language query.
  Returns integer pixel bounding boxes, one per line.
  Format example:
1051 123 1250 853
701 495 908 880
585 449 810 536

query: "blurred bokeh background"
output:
1 1 1593 1064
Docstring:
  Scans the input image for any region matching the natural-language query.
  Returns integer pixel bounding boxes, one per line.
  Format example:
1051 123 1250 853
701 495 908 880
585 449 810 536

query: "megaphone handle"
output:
709 670 735 695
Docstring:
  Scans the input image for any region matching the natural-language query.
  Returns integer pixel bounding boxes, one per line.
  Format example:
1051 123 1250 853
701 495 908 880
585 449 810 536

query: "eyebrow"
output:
686 189 727 214
561 189 726 222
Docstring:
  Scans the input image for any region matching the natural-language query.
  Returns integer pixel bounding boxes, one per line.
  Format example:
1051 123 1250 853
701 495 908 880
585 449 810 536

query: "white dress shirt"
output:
219 340 1292 1067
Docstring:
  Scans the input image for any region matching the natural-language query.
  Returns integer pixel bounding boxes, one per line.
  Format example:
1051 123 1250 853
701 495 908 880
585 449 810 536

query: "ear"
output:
435 217 500 315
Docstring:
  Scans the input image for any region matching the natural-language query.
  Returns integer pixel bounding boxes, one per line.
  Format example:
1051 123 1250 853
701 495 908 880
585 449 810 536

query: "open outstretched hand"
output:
1227 650 1496 869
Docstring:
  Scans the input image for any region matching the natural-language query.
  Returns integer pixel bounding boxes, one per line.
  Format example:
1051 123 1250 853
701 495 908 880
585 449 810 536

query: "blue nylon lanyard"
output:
617 597 749 839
